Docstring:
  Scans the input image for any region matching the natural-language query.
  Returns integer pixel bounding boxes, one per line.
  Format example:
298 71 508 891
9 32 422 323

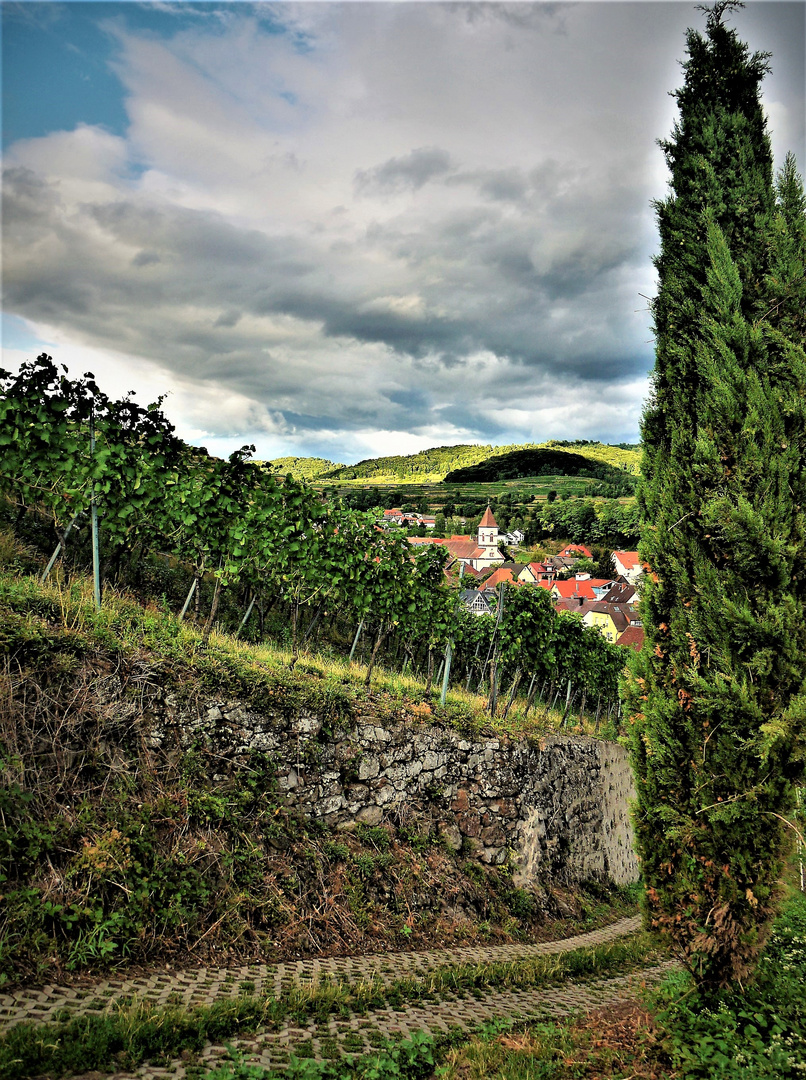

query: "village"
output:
381 504 644 651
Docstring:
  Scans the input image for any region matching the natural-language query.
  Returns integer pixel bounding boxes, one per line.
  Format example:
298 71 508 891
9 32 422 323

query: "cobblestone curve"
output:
0 915 642 1030
103 959 680 1080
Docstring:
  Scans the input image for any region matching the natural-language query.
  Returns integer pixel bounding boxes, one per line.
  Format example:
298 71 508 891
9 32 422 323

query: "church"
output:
407 505 504 571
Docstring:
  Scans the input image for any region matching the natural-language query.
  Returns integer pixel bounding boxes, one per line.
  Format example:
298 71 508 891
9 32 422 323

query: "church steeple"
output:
477 505 499 549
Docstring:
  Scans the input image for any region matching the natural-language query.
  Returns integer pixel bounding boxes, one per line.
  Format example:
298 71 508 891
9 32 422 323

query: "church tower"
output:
477 506 500 551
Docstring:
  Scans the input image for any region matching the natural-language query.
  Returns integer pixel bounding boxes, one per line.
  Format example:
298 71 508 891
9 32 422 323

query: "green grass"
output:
262 457 345 480
431 886 806 1080
0 559 602 743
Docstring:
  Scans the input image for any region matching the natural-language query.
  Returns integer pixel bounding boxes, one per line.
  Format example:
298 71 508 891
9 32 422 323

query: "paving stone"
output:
1 916 675 1079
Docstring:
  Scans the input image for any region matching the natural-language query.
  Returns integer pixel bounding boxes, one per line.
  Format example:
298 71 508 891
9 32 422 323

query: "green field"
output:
317 475 611 508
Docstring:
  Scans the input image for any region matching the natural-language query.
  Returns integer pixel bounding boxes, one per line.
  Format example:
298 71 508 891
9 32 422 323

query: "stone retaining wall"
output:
147 695 639 887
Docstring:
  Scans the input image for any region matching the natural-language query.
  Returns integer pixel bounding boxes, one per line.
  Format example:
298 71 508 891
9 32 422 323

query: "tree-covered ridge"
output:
263 456 345 480
323 441 641 483
444 447 636 489
542 440 641 473
323 444 494 480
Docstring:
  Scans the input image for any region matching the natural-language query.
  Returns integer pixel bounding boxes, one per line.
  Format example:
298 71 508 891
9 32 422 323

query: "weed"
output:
355 826 391 852
0 560 628 985
653 891 806 1079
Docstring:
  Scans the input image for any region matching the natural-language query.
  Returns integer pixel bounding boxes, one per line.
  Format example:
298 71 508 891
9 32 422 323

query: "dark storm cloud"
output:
132 249 161 267
3 157 647 391
445 160 573 206
355 147 455 193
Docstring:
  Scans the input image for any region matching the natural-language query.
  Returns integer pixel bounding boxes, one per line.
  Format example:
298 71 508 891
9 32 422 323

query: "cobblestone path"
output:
121 958 676 1080
2 915 675 1078
0 916 642 1030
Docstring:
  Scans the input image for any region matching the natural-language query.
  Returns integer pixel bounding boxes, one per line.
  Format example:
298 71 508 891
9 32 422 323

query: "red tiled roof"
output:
448 542 486 560
613 551 640 569
553 579 599 600
617 626 645 651
559 544 592 558
554 598 595 615
479 567 517 591
408 537 486 558
479 506 498 529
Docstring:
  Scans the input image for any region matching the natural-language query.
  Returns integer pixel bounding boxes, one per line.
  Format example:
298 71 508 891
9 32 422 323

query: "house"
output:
558 543 593 559
612 551 643 585
504 529 525 545
600 582 637 605
590 579 618 600
459 589 494 616
554 597 596 618
479 566 519 592
546 555 582 575
616 626 645 651
551 578 603 603
519 562 554 584
582 602 642 642
583 603 630 642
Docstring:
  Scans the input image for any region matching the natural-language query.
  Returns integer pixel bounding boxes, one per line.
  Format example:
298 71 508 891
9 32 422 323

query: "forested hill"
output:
322 441 640 483
323 444 493 481
263 456 345 480
444 445 638 484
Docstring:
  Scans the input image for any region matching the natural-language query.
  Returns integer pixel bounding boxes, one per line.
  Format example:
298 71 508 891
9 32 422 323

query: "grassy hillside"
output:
323 445 492 481
263 456 345 480
541 441 640 474
0 536 631 987
323 442 640 484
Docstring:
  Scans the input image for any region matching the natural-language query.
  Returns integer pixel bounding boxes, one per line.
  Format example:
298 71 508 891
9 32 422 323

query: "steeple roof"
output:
479 506 498 529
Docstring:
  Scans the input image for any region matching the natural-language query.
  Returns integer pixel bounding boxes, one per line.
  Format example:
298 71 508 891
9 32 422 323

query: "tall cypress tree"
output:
627 1 806 990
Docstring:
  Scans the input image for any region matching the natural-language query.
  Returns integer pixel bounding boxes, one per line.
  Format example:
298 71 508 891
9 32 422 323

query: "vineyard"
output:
0 355 628 724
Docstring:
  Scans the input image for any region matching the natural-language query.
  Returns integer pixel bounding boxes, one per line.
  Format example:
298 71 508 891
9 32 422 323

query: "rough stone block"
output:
480 824 505 847
458 810 481 838
356 805 383 826
358 756 380 781
438 823 462 851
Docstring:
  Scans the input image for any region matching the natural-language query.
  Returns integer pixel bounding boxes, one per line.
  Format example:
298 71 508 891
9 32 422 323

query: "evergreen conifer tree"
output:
626 1 806 990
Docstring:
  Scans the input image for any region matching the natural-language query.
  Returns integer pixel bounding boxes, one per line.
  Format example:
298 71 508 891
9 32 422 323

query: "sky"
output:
2 1 804 464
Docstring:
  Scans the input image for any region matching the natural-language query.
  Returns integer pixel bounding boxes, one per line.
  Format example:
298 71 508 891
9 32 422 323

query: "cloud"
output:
355 146 455 193
3 2 802 460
